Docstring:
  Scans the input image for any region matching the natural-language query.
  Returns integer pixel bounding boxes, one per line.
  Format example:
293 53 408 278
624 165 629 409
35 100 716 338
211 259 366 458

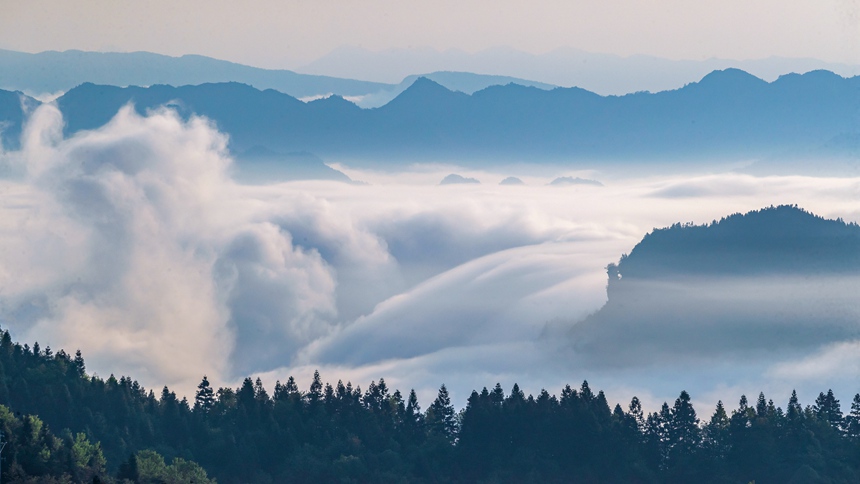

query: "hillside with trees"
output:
1 327 860 483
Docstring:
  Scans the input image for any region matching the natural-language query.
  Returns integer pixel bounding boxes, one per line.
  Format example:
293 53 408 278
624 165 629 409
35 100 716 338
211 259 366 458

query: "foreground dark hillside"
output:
2 328 860 483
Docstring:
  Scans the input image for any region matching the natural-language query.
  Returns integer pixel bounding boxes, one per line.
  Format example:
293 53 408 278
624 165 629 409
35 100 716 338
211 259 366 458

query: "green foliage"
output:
136 449 215 484
70 433 106 472
1 326 860 483
0 403 108 483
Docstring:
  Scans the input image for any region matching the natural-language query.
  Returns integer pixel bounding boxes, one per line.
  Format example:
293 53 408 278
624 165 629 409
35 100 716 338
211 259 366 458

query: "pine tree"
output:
490 383 505 407
669 391 700 460
644 409 668 469
237 377 256 410
194 376 215 413
254 377 269 403
731 394 751 430
704 400 730 459
845 393 860 438
274 376 301 404
755 392 768 418
580 380 595 403
427 384 457 441
813 389 843 430
307 370 323 405
405 389 423 429
391 389 406 426
73 350 86 377
628 396 645 433
787 390 803 424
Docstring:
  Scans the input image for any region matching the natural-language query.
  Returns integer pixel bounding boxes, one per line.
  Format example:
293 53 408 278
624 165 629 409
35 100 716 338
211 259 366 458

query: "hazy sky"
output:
2 0 859 68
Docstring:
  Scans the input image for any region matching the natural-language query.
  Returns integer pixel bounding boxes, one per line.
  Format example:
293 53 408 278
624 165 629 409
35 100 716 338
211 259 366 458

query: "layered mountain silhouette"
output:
298 44 860 95
41 69 858 166
356 71 555 108
0 49 555 108
569 206 860 367
0 69 855 168
0 49 389 98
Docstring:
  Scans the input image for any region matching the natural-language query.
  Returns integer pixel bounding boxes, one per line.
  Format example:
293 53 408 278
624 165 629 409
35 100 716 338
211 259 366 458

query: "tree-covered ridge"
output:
0 403 107 483
613 205 860 280
2 327 860 482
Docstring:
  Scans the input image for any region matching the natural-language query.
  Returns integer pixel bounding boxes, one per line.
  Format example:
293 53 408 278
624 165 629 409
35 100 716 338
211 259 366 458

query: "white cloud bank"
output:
2 104 860 411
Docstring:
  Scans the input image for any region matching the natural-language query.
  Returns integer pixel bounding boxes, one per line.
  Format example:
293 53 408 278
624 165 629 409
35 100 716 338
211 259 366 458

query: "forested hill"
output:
2 326 860 482
45 68 860 164
571 205 860 365
614 205 860 280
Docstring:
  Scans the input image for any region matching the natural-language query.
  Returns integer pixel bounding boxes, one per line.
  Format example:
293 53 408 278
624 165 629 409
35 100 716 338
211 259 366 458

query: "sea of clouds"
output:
2 103 860 412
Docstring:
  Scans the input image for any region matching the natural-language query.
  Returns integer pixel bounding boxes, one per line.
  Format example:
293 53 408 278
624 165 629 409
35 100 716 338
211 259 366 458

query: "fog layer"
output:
3 104 860 411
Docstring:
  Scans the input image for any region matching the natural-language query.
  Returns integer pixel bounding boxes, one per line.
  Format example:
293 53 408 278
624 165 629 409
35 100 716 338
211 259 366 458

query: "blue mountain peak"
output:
693 68 767 90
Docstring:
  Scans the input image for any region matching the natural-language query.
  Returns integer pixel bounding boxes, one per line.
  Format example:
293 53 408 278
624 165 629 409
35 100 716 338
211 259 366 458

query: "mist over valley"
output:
0 98 859 411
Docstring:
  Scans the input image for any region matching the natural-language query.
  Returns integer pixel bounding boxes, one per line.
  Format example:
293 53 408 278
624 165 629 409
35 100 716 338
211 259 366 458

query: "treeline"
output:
2 328 860 483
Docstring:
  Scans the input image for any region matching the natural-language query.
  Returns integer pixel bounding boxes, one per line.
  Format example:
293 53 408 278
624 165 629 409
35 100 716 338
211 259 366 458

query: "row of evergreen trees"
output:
2 328 860 483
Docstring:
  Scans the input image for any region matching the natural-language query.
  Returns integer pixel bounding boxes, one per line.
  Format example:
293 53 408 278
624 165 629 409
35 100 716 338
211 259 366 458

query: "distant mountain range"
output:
352 71 555 108
0 49 388 99
297 45 860 95
38 69 860 167
0 49 554 108
569 205 860 366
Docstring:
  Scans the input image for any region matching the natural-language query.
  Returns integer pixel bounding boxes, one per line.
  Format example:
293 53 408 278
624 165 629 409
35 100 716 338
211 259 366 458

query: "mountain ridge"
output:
0 48 391 98
296 44 860 94
2 68 857 168
0 49 560 109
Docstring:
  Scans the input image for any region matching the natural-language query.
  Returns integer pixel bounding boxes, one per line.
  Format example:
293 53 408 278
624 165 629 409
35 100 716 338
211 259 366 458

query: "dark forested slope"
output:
1 325 860 483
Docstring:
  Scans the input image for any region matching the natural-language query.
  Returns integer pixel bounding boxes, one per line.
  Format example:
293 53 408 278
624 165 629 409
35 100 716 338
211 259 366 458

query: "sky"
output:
1 0 859 69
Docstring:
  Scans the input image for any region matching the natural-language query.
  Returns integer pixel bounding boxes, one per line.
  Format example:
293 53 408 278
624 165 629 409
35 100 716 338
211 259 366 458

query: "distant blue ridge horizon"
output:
0 48 558 107
0 65 857 171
